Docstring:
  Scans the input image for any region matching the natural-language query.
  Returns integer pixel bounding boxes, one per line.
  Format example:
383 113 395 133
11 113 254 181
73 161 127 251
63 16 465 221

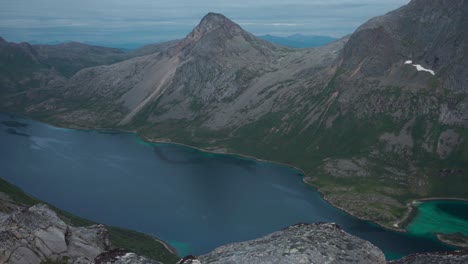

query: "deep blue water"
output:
0 113 454 259
436 202 468 221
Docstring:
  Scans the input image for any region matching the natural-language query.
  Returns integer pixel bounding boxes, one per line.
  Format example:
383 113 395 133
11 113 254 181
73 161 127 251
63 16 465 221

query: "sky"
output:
0 0 409 48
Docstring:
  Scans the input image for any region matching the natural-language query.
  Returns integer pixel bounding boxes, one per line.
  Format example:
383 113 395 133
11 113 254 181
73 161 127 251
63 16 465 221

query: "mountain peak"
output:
168 12 248 57
194 12 242 35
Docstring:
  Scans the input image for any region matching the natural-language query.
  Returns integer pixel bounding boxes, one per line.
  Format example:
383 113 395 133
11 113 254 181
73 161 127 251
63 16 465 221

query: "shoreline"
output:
153 237 178 255
3 112 468 240
302 177 406 233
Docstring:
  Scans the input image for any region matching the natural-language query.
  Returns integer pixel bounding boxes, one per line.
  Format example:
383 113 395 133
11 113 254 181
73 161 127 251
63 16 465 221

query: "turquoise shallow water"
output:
0 113 459 259
407 200 468 238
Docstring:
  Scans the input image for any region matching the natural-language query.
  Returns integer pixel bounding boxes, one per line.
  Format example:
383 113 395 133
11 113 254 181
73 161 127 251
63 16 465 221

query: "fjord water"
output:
407 200 468 237
0 113 456 259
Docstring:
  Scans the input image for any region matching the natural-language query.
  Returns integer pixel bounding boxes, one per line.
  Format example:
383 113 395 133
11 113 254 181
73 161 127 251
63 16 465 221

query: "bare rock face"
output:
180 223 386 264
0 204 110 263
388 251 468 264
0 201 163 264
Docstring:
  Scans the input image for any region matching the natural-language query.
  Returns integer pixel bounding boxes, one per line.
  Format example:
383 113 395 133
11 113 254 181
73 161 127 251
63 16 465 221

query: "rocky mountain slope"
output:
0 0 467 234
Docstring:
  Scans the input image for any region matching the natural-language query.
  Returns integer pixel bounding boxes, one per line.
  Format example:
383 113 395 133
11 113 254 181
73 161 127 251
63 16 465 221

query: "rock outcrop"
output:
179 223 386 264
0 203 109 263
388 250 468 264
0 200 161 264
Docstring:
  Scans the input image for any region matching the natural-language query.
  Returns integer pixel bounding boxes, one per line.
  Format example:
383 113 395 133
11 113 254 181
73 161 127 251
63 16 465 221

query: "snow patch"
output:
403 60 435 75
413 64 435 75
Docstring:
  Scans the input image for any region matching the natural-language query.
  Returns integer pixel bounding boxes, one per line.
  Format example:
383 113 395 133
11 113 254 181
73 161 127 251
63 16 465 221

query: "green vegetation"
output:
108 226 180 263
0 177 179 263
0 46 47 86
0 177 41 207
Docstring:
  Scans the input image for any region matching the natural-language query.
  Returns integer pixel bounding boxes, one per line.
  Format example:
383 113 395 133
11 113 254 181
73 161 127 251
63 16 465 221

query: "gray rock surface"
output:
0 198 161 264
388 250 468 264
182 223 386 264
0 203 109 263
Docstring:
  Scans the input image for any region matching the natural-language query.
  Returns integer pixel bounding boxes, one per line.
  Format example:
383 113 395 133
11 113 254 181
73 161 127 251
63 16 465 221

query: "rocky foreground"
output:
179 223 468 264
1 191 467 264
185 223 386 264
0 197 161 264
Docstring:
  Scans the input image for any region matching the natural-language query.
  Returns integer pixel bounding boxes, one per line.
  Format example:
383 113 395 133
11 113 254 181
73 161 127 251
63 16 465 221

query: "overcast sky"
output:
0 0 409 47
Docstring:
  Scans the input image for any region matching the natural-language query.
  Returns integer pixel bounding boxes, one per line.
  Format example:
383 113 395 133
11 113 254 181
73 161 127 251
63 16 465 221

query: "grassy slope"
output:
0 177 180 264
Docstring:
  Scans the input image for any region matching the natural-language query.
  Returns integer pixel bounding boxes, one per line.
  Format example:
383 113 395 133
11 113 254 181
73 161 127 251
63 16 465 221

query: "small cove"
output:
406 200 468 238
0 113 462 259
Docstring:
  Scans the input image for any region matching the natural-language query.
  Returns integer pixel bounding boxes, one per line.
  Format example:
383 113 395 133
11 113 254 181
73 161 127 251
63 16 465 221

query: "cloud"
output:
0 0 410 46
271 23 301 27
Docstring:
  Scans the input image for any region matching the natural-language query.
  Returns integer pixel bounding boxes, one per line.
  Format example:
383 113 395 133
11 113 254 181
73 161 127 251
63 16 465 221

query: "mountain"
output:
0 0 467 234
34 42 125 77
0 38 127 101
258 33 337 48
15 12 343 128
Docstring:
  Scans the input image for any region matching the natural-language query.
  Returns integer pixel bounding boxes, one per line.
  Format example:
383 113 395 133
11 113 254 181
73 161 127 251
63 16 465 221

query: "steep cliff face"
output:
342 0 468 91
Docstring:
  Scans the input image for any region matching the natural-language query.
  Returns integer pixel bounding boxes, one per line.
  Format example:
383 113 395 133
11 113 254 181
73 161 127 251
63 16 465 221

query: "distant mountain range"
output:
0 0 467 239
24 33 336 50
258 33 337 48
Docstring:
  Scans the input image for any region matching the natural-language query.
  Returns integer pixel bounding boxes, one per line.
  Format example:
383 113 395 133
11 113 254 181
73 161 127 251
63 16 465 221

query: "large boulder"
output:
180 223 386 264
